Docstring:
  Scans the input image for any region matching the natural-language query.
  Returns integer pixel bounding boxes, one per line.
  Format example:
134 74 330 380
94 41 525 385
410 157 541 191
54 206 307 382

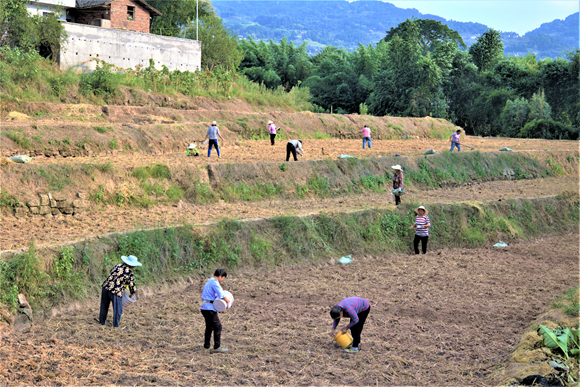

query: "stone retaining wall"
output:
14 192 90 218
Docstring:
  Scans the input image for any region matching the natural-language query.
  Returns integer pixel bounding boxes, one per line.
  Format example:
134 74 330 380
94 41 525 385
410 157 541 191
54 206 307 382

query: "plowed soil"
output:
1 233 577 386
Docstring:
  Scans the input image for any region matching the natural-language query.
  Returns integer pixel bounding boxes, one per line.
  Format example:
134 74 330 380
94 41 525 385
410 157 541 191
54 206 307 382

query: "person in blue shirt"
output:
200 268 231 353
204 121 225 158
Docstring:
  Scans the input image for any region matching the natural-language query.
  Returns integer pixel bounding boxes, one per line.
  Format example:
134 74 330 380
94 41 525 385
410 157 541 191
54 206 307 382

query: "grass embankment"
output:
1 151 576 211
0 47 311 112
0 192 578 312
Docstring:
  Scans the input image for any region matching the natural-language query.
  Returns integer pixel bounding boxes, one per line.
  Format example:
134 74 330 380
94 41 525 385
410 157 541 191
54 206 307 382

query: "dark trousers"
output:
286 143 298 161
99 287 123 327
351 307 370 348
394 195 401 205
208 139 220 157
414 235 429 254
201 310 222 349
270 133 276 145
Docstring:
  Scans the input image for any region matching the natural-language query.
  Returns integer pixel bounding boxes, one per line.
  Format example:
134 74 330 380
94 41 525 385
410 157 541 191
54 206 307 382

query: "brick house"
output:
68 0 161 33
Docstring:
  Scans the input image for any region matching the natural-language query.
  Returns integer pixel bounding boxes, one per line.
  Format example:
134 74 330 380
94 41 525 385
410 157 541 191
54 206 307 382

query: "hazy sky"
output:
387 0 579 35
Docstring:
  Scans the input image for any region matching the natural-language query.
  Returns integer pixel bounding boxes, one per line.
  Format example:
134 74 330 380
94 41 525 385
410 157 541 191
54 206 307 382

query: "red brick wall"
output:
109 0 151 33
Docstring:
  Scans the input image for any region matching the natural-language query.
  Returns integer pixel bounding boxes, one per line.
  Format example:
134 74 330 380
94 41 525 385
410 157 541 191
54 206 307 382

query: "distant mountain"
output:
213 1 578 59
503 12 579 58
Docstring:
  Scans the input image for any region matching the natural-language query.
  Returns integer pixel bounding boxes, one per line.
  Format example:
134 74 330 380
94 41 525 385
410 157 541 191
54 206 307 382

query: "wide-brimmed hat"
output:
188 143 196 149
267 120 273 124
391 164 403 171
121 255 142 267
415 206 428 215
211 121 217 125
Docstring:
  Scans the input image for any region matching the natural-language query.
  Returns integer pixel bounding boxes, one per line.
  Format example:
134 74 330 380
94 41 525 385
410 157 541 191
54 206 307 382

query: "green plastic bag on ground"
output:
424 149 437 155
499 147 512 151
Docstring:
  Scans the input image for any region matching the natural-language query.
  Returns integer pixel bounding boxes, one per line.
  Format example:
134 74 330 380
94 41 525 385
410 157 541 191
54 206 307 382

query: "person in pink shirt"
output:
449 129 461 152
268 120 277 146
360 125 372 149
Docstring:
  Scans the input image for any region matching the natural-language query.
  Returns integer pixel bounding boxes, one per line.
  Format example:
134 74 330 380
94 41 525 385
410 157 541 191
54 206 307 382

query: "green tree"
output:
148 0 214 37
500 97 530 137
239 38 312 91
184 14 243 71
469 29 504 72
528 89 552 121
0 0 66 58
383 18 466 53
369 19 448 118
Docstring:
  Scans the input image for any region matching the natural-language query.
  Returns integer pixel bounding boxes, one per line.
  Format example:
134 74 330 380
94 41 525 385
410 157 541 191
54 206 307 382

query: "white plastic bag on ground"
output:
499 147 512 151
10 155 32 163
493 241 508 247
424 149 437 155
337 255 353 264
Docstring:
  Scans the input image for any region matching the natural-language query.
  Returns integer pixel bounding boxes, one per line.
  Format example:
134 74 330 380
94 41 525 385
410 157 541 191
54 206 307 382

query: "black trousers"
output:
270 133 276 145
414 235 429 254
201 310 222 349
286 143 298 161
395 195 401 205
350 307 370 348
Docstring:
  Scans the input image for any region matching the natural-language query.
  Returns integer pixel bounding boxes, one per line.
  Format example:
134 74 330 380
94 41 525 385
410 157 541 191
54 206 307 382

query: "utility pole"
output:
196 0 198 40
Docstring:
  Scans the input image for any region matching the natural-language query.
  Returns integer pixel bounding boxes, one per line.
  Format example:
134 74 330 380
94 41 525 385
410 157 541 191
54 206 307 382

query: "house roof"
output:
75 0 161 16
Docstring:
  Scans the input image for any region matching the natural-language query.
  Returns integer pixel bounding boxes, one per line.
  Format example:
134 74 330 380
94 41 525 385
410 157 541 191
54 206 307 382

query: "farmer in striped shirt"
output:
329 297 371 353
410 205 431 254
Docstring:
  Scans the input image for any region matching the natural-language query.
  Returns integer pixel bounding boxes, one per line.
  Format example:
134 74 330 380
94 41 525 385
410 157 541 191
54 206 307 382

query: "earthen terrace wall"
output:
60 23 201 72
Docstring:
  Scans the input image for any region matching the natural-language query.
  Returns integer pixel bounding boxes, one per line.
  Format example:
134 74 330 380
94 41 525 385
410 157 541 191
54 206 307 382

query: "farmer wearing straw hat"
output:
99 255 142 328
410 206 431 254
391 165 404 206
200 268 231 353
204 121 225 159
329 297 371 353
187 143 199 157
267 120 278 146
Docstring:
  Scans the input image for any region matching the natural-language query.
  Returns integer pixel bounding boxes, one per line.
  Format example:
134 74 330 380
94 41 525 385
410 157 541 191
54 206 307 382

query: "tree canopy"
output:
148 0 214 37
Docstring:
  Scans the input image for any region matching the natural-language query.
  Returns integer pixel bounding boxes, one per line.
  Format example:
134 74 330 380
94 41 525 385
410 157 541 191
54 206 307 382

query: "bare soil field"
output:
0 233 577 386
1 175 578 252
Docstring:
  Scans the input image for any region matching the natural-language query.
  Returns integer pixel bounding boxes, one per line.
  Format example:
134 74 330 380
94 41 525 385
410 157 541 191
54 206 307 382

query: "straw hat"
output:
121 255 142 267
267 120 273 124
188 143 196 149
211 121 217 125
391 164 403 171
415 206 428 215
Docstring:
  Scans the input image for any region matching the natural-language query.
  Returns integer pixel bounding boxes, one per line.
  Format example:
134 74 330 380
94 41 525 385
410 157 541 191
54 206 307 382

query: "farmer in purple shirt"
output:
329 297 371 353
360 125 372 149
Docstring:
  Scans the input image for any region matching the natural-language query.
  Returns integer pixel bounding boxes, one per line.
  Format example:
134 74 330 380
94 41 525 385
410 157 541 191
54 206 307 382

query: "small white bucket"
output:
122 289 136 307
214 291 234 312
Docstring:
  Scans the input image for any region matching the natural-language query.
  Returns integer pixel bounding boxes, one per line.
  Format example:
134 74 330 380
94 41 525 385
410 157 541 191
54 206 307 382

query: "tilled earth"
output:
0 233 578 385
1 175 577 252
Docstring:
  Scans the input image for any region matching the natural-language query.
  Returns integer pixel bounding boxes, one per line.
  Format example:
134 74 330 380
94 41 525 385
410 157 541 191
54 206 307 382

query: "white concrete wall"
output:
26 0 75 20
60 23 202 72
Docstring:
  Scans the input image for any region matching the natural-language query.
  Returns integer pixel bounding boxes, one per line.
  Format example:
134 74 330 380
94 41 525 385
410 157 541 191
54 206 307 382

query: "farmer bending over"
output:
329 297 371 353
200 268 231 353
99 255 142 328
286 139 304 161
